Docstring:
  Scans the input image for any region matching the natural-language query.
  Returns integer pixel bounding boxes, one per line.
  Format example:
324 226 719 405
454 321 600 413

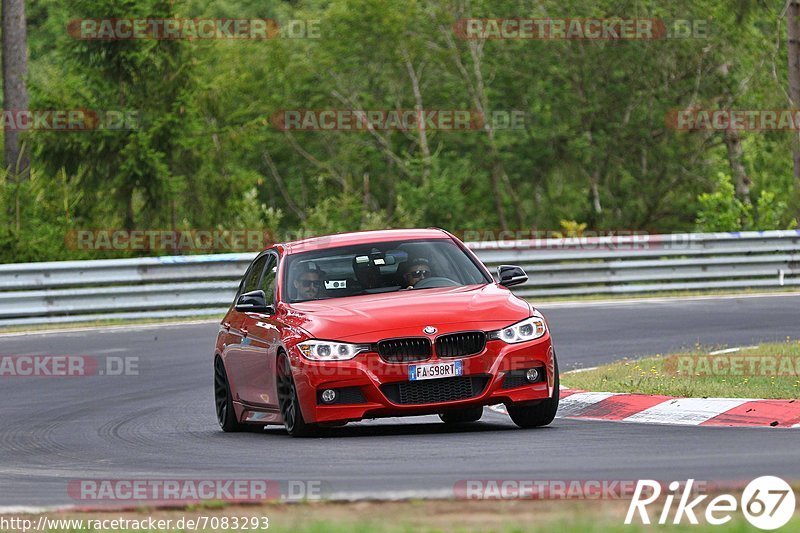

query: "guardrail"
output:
1 230 798 326
469 230 800 297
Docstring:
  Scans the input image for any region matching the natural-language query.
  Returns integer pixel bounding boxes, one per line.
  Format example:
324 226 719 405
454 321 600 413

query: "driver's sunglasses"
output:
409 269 431 279
300 279 322 288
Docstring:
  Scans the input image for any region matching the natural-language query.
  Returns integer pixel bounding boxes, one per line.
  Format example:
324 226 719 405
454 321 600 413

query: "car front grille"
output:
380 376 490 405
435 331 486 357
377 337 432 363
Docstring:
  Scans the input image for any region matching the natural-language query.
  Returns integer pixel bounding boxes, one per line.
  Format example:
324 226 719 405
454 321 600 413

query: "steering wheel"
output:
412 276 460 289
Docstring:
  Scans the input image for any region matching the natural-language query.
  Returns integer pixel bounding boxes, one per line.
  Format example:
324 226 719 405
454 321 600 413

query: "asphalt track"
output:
1 293 799 507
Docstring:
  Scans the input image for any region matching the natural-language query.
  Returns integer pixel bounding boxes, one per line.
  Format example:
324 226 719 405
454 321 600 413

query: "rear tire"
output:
277 353 320 437
215 357 247 432
507 353 560 429
439 406 484 424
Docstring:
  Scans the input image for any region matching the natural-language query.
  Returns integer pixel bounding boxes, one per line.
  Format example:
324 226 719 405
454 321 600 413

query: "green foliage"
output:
695 174 751 232
753 190 788 231
2 0 800 263
558 220 588 238
695 174 795 231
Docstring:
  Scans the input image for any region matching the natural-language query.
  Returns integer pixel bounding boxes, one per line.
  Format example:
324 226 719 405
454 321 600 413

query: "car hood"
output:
282 284 531 341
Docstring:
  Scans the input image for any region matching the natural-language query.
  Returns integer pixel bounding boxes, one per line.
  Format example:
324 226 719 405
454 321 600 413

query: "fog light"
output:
525 368 540 383
321 389 337 404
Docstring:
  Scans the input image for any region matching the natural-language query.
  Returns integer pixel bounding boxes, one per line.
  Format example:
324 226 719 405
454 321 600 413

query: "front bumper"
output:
288 335 555 424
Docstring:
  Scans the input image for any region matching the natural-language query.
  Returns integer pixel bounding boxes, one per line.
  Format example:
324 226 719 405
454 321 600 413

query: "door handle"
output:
222 322 231 330
241 327 249 337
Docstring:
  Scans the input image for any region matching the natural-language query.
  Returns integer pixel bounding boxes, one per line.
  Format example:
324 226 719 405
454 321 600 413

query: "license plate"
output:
409 360 463 381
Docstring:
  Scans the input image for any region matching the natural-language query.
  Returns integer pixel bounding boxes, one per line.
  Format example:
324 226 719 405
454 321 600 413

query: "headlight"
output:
297 340 371 361
487 316 547 344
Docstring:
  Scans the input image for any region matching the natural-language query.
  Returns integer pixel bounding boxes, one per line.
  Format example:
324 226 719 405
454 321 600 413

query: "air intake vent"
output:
501 367 546 389
316 387 367 405
380 376 490 405
500 371 528 389
435 331 486 358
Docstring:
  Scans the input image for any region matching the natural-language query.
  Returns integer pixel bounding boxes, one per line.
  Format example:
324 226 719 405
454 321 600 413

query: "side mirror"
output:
235 290 275 314
497 265 528 287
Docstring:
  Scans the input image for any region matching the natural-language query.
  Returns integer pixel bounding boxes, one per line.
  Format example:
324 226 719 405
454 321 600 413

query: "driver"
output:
402 258 433 288
293 265 323 301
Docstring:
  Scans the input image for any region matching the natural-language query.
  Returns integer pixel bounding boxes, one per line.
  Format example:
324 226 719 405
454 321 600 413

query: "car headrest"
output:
353 255 383 289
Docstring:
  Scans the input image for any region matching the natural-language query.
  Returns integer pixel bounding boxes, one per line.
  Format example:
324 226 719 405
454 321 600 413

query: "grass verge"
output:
562 339 800 399
3 498 797 532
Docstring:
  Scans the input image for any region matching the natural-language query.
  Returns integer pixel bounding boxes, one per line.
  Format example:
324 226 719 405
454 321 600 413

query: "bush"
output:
695 174 750 231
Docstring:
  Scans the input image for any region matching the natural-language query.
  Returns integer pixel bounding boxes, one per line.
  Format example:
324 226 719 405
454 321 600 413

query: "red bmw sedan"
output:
214 228 559 436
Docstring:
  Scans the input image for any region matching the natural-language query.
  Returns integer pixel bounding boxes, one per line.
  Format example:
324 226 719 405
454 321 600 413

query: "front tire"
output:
507 354 560 429
276 353 320 437
439 406 484 424
215 357 247 432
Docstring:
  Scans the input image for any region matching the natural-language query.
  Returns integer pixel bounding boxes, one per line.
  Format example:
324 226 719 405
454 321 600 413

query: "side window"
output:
241 255 268 295
260 255 278 305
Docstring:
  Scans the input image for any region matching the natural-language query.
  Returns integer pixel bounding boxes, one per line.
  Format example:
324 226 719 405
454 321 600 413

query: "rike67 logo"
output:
626 477 796 530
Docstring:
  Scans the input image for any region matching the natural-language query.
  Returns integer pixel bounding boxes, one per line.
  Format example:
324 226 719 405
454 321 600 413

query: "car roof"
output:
280 228 452 255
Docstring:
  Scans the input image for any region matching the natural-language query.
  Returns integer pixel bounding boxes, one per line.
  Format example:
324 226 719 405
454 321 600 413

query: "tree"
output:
34 0 204 232
787 0 800 217
2 0 31 181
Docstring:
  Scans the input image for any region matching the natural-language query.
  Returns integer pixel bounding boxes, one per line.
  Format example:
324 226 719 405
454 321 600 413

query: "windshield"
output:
283 239 490 303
